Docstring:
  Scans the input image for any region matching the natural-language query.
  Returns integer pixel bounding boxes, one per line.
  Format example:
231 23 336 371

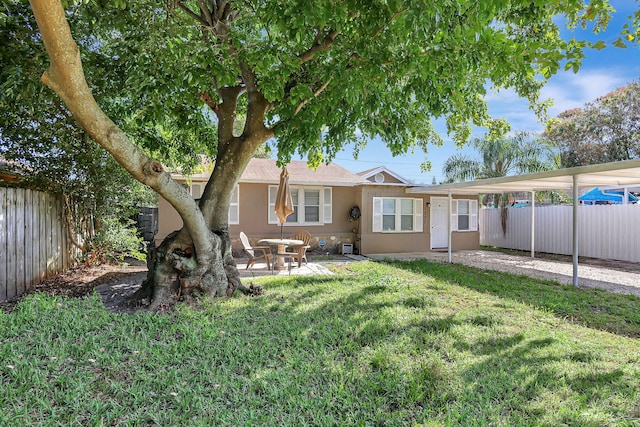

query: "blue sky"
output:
323 1 640 184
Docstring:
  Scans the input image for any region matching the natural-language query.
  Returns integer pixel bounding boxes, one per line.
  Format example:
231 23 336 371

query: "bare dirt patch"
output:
0 260 148 314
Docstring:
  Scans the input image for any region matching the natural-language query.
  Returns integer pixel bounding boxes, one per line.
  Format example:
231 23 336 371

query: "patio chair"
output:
284 230 312 268
239 232 273 270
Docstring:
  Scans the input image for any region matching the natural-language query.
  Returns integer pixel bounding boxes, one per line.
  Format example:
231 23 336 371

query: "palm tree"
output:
443 132 557 235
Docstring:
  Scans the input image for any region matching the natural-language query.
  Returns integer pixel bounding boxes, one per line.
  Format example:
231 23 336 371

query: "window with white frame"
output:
228 184 240 225
190 183 203 199
268 186 332 225
189 183 240 225
372 197 423 232
451 199 478 231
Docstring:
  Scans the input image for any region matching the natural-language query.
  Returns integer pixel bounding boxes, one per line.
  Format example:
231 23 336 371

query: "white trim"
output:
229 184 240 225
323 188 332 224
406 159 640 195
430 197 449 249
359 166 412 184
414 199 423 232
451 199 478 232
268 185 332 226
372 197 424 233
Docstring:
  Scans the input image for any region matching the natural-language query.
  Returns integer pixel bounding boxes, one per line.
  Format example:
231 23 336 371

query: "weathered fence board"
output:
0 187 7 301
24 189 33 291
15 188 26 296
0 187 78 301
39 191 47 282
480 204 640 263
6 189 17 300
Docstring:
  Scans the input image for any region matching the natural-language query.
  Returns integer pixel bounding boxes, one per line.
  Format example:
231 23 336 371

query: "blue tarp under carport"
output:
579 187 638 204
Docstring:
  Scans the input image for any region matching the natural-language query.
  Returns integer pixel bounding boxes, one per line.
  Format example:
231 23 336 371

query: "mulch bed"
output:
0 261 148 314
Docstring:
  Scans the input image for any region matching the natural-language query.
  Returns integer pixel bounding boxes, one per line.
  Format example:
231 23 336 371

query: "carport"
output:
406 159 640 286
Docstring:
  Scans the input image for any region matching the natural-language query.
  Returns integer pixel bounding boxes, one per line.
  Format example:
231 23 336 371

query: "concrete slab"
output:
236 259 339 278
236 250 640 298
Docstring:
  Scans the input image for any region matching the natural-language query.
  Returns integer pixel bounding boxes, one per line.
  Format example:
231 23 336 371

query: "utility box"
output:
341 243 353 255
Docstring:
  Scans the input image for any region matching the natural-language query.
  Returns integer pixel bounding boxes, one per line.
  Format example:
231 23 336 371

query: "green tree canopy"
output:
442 131 559 234
442 132 557 184
545 80 640 167
17 0 639 307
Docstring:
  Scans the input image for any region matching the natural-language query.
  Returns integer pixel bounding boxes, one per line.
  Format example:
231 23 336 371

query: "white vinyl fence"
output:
480 204 640 263
0 187 77 301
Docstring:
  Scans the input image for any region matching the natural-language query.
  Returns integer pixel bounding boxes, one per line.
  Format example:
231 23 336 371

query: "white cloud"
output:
541 69 630 115
481 67 636 133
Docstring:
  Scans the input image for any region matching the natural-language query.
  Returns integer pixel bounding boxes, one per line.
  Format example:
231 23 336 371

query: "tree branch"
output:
294 78 333 116
63 193 85 252
199 91 220 114
175 1 211 28
197 0 213 26
239 62 271 141
372 8 408 39
29 0 215 267
298 29 339 63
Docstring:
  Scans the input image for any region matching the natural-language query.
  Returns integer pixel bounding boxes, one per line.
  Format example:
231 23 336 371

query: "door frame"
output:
430 197 449 249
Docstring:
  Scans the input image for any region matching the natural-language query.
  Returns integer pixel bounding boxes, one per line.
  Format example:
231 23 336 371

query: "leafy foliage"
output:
545 80 640 167
442 132 559 234
15 0 633 166
442 132 557 185
0 0 157 253
88 217 147 263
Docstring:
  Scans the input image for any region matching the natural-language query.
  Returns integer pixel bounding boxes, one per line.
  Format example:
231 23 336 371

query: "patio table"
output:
259 238 304 270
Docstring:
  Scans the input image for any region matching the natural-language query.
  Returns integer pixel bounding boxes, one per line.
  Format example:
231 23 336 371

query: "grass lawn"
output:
1 259 639 426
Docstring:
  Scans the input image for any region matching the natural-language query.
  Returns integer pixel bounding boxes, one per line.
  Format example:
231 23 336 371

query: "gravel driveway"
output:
368 250 640 298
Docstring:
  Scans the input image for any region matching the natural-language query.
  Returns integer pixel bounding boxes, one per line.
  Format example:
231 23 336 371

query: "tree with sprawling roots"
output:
25 0 637 309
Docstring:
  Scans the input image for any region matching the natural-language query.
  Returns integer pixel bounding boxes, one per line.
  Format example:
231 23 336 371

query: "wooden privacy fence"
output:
0 187 76 301
480 204 640 263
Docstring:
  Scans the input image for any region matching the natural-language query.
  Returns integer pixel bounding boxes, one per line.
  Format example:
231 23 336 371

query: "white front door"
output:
430 197 449 249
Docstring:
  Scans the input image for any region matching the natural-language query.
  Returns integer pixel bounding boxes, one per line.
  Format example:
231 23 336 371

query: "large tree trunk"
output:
134 226 248 310
31 0 264 309
30 0 272 309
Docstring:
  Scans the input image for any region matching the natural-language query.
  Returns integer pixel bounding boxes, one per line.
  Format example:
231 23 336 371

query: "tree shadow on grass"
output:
387 259 640 338
226 276 638 425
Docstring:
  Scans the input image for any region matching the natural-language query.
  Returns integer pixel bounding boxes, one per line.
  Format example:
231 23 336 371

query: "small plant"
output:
86 217 146 264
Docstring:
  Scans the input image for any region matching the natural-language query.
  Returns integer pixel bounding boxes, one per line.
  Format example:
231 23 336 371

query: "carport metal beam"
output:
406 159 640 287
573 175 579 286
530 191 535 259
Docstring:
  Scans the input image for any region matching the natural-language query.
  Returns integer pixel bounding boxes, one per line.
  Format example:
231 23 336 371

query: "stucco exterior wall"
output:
157 182 362 255
426 195 481 251
228 183 360 254
156 181 481 257
357 190 481 255
451 231 480 250
358 185 430 254
156 195 183 244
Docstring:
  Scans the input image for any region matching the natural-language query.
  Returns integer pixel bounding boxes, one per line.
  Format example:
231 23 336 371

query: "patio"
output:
235 254 367 278
238 250 640 298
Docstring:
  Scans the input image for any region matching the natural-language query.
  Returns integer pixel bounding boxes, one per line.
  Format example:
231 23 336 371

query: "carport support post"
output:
572 175 579 286
448 191 452 263
530 191 535 258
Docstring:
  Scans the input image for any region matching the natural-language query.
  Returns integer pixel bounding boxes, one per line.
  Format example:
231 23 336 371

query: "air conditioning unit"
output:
341 243 353 255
